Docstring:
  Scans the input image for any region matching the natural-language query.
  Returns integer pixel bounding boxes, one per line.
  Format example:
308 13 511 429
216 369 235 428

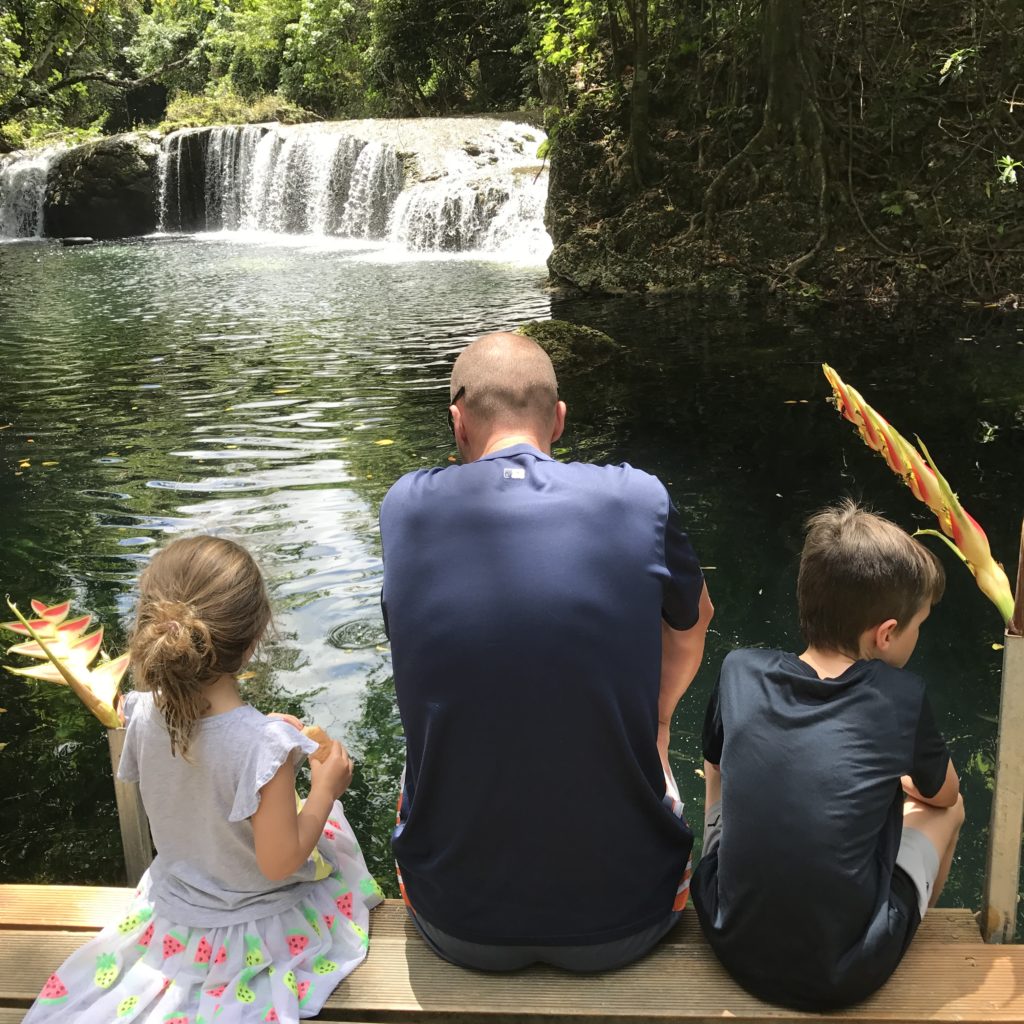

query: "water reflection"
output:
0 236 550 882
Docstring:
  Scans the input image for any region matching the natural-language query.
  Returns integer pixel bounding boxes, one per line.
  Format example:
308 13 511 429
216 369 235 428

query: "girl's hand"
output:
311 740 353 800
268 712 304 731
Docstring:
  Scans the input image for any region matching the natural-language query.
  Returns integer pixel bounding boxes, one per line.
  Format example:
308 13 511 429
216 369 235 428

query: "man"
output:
379 331 713 971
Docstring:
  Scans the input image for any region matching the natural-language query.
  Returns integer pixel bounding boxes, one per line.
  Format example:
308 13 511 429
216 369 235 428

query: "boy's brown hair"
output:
798 499 945 656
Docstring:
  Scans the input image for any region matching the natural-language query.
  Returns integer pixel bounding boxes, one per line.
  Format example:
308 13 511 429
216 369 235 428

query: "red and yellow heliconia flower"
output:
822 365 1015 628
2 598 128 728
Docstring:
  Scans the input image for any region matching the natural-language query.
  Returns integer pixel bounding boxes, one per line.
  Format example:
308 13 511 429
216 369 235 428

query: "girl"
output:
25 535 383 1024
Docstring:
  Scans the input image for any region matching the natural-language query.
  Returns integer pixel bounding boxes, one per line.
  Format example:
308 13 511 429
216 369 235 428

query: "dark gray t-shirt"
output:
118 691 321 927
692 649 950 1009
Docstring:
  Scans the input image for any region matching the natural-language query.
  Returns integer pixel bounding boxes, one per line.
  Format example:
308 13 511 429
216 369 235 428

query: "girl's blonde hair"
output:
130 535 271 757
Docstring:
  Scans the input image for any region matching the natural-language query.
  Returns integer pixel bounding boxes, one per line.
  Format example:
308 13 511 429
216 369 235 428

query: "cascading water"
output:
0 148 61 239
157 119 551 258
388 173 548 258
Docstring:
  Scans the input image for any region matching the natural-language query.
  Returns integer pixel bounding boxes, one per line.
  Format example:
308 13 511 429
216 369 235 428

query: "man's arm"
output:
658 582 714 770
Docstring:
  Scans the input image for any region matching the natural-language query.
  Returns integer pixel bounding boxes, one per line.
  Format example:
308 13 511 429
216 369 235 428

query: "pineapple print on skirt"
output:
22 840 382 1023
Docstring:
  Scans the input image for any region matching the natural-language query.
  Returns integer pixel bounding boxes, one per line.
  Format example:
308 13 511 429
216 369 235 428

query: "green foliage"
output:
0 12 27 114
1 0 141 143
3 112 108 151
278 0 377 115
161 81 314 129
369 0 533 112
536 0 600 71
938 46 978 85
996 154 1022 188
3 0 540 137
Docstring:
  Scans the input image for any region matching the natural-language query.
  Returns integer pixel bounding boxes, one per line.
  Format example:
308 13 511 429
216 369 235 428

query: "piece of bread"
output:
302 724 332 763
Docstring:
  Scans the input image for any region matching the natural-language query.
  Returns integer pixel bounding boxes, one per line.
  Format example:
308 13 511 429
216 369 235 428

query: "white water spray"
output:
0 148 61 238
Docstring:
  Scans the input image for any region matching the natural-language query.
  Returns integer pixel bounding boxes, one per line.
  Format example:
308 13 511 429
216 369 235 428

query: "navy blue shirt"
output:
380 444 704 945
692 649 950 1009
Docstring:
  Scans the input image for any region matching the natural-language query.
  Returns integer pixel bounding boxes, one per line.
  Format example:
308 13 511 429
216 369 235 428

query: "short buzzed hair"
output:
798 499 945 654
451 332 559 429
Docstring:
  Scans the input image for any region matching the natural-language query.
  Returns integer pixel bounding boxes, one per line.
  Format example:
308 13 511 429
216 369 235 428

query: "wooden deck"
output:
3 885 1024 1022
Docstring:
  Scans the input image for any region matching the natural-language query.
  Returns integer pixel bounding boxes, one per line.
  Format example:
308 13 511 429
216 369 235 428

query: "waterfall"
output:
338 142 402 238
157 119 551 257
0 148 61 238
388 173 549 259
205 124 265 231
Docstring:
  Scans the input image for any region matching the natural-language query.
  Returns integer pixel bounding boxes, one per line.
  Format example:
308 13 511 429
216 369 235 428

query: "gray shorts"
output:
409 908 681 973
701 800 940 921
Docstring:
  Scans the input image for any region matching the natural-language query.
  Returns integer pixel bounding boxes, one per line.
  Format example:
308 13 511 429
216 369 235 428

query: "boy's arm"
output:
701 678 725 766
658 583 714 768
902 759 960 808
904 691 959 808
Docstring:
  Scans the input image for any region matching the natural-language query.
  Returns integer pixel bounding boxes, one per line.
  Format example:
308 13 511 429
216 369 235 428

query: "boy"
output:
691 500 964 1010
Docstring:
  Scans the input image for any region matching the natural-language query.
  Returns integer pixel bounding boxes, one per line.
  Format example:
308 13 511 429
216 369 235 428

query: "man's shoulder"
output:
560 459 670 499
382 459 668 500
381 466 450 512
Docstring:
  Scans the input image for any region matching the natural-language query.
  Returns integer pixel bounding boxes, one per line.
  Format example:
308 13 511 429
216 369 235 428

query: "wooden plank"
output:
0 1011 26 1024
0 885 135 931
0 888 980 944
106 728 154 886
1 930 1019 1023
982 629 1024 943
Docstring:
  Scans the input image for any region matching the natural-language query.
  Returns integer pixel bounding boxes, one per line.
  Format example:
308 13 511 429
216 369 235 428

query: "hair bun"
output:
149 599 215 668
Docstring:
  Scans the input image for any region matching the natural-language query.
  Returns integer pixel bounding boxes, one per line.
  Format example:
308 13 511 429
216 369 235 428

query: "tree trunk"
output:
761 0 804 132
627 0 654 187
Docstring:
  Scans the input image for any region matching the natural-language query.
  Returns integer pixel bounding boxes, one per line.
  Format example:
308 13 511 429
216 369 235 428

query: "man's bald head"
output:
451 332 559 433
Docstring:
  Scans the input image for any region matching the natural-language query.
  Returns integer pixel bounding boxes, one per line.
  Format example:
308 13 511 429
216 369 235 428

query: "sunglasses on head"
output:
447 385 466 435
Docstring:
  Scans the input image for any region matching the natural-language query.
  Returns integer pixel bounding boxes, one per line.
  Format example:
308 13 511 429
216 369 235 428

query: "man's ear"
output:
551 400 567 443
451 404 470 449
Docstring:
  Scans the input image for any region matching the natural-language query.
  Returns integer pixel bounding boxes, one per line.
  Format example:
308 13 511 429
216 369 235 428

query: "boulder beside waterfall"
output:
43 135 160 239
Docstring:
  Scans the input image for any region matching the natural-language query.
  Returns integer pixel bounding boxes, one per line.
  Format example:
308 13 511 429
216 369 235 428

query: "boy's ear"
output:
870 618 900 653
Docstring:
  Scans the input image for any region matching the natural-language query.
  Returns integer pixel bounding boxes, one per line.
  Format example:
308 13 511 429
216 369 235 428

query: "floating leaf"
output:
374 439 395 447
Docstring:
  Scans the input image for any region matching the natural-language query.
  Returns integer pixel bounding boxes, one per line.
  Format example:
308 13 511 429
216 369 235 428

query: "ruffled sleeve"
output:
229 720 319 822
115 691 145 783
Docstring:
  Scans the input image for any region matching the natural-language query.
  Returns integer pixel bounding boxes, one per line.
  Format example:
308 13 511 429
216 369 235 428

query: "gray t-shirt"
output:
118 691 321 927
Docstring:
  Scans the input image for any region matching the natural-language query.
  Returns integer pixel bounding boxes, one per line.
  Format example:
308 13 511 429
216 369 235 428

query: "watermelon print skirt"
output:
23 808 384 1024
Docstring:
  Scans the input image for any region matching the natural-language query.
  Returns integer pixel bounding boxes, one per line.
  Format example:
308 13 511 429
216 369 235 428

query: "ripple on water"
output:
0 235 553 885
327 619 389 650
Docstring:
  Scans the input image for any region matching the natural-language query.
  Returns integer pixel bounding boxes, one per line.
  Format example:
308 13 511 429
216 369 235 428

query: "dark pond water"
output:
0 237 1022 922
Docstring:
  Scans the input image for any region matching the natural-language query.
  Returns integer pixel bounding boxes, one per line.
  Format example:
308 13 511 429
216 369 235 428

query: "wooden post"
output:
106 727 153 886
982 518 1024 943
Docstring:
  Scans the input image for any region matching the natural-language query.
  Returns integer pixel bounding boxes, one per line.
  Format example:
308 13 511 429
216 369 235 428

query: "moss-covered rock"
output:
43 134 159 239
516 319 623 379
